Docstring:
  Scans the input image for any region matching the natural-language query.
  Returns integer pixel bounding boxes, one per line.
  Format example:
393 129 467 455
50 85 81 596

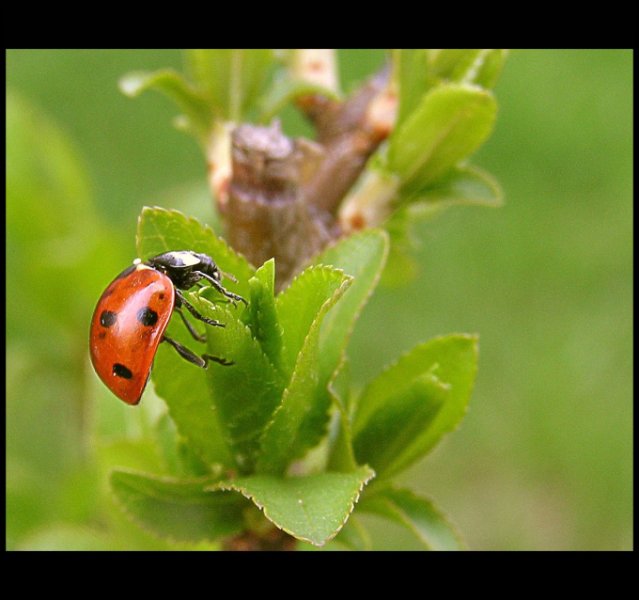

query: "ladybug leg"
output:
163 336 234 368
175 289 225 328
194 281 233 305
196 271 248 306
174 306 207 342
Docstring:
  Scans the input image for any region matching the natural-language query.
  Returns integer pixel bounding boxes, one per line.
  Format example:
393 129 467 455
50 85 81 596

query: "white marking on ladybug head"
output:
169 251 201 267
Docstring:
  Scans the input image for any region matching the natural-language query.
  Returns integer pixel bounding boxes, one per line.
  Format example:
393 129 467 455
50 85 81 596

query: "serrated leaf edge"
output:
257 270 353 472
209 466 375 547
274 263 352 374
364 332 478 387
136 206 255 275
194 293 283 383
319 229 390 382
275 263 347 302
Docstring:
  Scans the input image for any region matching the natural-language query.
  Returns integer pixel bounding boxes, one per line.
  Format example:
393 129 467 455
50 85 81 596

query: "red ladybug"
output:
89 250 245 405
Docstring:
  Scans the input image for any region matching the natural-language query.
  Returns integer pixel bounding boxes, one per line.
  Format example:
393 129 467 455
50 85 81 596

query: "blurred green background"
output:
6 49 632 550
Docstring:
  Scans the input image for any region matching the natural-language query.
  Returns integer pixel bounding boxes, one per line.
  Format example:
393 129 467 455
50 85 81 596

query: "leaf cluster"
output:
363 50 508 283
110 208 478 548
119 50 337 143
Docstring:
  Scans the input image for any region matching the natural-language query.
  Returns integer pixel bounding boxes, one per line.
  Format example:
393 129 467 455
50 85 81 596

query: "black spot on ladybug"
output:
113 363 133 379
158 292 165 300
137 306 158 327
100 310 118 327
98 332 107 339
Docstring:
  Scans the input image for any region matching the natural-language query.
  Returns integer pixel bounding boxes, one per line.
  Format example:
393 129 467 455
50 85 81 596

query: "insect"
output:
89 250 246 405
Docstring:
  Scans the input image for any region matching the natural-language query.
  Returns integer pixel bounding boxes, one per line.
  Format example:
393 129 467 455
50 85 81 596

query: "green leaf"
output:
185 49 274 121
152 325 234 469
387 84 497 191
427 49 478 80
380 202 433 288
428 49 508 89
327 414 358 474
464 49 509 89
352 372 447 477
393 49 430 129
264 231 387 472
276 265 352 376
211 467 375 546
325 360 358 473
394 48 507 130
312 230 390 390
360 487 464 550
353 334 479 476
257 268 352 474
110 469 246 543
259 73 340 122
328 356 352 415
137 206 254 301
119 69 212 139
245 258 283 373
202 298 283 473
407 164 504 208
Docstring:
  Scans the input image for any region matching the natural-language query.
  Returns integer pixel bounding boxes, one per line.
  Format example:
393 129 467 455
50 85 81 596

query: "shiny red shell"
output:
89 263 175 405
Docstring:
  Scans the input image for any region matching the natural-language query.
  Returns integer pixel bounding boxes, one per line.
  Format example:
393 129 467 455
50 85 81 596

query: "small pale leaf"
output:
119 70 212 138
185 49 274 121
259 74 340 122
387 84 497 191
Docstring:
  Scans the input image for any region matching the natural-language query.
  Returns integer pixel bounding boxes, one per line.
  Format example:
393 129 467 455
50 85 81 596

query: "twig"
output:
225 121 337 290
217 54 397 289
298 63 393 215
222 527 297 551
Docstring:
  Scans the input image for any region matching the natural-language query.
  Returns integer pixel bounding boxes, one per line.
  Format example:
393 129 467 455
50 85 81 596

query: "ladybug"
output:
89 250 246 405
